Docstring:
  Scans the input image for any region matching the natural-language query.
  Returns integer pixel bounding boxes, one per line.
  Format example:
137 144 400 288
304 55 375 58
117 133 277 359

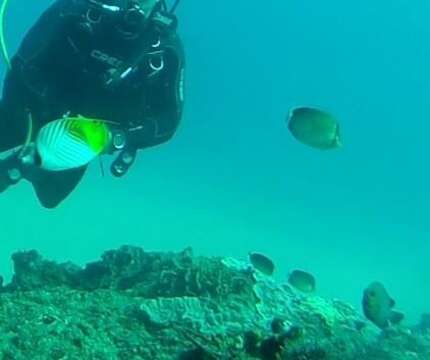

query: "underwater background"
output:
0 0 428 325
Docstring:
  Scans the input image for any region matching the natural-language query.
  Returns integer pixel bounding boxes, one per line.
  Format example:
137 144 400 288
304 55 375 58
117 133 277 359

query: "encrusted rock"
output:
0 246 428 359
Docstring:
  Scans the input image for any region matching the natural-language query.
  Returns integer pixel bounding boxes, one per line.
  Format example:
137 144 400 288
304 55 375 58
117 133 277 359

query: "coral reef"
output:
0 245 428 359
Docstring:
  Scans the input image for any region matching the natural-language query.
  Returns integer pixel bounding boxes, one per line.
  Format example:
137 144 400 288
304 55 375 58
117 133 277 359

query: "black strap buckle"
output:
151 11 178 33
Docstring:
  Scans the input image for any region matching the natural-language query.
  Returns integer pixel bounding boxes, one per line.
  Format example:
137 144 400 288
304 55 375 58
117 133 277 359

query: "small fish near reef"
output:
288 270 316 293
287 107 342 150
36 115 112 171
249 252 275 276
362 282 404 329
417 313 430 333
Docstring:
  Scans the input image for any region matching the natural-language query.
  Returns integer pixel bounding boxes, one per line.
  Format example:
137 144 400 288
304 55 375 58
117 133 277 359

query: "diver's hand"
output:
103 127 138 177
0 149 28 193
110 148 137 177
0 143 54 194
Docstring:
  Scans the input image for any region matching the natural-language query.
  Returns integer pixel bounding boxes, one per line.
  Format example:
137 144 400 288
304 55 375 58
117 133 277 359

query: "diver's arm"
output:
109 36 185 177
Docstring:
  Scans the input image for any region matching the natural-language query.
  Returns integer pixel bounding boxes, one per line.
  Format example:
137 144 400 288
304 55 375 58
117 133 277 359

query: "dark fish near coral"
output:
418 313 430 332
287 107 341 150
271 318 285 334
362 282 404 329
249 252 275 276
288 270 316 293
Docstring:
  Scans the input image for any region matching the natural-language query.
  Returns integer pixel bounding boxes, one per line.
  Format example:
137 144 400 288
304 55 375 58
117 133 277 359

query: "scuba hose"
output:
0 0 10 69
169 0 181 14
18 110 33 158
160 0 181 14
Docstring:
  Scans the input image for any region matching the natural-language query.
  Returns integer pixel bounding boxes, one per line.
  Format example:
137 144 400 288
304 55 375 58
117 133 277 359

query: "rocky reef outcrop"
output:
0 245 428 359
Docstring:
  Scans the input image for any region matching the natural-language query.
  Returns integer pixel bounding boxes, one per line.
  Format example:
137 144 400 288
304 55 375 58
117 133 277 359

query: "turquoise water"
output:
1 0 429 325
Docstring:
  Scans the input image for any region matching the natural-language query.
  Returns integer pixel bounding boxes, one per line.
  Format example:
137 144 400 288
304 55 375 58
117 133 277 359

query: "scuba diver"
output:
0 0 185 208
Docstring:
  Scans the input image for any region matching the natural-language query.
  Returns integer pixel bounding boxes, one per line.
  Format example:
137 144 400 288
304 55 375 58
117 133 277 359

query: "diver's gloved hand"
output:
0 165 21 193
0 148 31 193
105 127 138 177
110 147 137 177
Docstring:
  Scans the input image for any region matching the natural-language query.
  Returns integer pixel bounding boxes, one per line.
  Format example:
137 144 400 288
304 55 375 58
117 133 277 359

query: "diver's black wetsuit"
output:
0 0 185 208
